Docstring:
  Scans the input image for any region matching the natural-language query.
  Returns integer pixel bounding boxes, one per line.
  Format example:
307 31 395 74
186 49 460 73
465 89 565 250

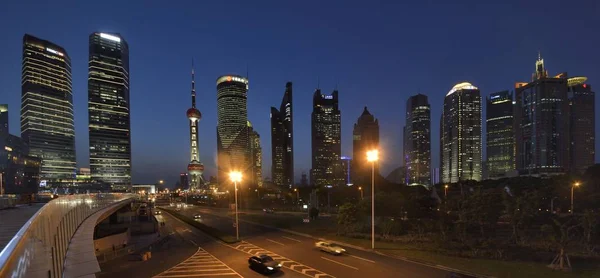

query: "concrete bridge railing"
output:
0 193 137 278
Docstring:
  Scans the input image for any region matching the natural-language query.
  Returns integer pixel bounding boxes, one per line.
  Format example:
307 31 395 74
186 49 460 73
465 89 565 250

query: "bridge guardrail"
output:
0 193 137 278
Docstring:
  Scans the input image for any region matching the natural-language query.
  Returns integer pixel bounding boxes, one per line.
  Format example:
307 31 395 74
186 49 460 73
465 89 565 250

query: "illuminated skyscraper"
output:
352 107 379 185
21 34 76 180
88 32 131 191
248 122 263 187
216 75 249 184
486 90 514 178
311 89 343 187
568 76 595 173
0 104 8 135
186 64 204 190
403 94 431 186
270 82 294 188
514 54 570 176
441 82 482 183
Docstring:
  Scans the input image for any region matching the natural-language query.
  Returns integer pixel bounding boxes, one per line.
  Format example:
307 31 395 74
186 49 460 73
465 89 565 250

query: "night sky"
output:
1 0 598 186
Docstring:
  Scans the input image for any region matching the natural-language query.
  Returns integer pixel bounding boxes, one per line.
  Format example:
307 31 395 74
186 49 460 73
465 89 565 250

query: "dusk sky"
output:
1 0 598 186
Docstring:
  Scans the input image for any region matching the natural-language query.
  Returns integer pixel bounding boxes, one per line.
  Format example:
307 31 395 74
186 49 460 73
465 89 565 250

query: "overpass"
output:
0 193 137 278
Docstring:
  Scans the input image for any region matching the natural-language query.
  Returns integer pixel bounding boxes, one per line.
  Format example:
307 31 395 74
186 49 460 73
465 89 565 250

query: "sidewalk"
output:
0 203 44 252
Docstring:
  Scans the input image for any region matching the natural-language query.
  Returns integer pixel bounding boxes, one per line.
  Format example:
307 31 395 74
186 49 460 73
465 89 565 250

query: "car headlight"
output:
267 267 274 270
335 250 341 253
277 264 282 267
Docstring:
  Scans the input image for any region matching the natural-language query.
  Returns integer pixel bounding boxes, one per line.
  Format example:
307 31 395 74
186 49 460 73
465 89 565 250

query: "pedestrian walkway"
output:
0 203 44 252
154 247 241 278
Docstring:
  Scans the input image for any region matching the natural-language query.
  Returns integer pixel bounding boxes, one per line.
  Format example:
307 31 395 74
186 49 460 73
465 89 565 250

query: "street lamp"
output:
358 186 363 200
229 171 243 240
571 182 580 214
159 180 164 184
366 149 379 250
444 184 449 198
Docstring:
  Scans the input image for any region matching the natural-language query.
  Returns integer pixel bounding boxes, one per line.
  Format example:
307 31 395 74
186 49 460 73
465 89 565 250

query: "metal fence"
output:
0 193 136 278
0 195 17 209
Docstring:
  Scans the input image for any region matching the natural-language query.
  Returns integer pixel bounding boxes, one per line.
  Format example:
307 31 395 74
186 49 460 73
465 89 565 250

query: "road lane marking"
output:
154 247 242 278
189 240 198 246
266 238 285 246
349 254 375 263
282 236 302 242
321 257 359 270
225 241 336 278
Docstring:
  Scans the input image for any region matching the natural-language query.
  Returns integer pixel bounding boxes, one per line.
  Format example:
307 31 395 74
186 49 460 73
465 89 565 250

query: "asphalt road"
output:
175 206 452 278
99 210 308 278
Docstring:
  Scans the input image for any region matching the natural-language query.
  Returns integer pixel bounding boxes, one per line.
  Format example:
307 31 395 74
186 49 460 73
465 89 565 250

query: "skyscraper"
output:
311 89 343 187
21 34 76 180
179 172 189 190
270 82 294 188
568 76 595 173
0 104 8 135
248 122 262 187
88 32 131 191
441 82 482 183
403 94 431 186
352 107 379 185
186 64 204 190
514 55 570 176
486 90 515 179
216 75 249 184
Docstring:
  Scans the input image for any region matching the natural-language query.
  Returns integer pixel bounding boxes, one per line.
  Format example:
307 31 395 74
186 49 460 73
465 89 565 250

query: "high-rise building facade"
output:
186 65 204 190
568 76 595 173
0 104 8 135
216 75 250 184
179 172 189 190
352 107 379 185
486 90 515 178
21 34 76 180
311 89 343 187
248 122 263 187
270 82 294 188
403 94 431 186
441 82 482 183
514 55 570 176
88 32 131 191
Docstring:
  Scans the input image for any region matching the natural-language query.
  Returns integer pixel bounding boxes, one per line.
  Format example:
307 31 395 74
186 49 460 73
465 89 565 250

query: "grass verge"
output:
160 208 239 244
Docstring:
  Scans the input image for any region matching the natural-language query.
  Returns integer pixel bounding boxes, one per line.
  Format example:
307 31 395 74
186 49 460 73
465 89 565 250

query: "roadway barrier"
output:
0 193 137 278
0 195 17 209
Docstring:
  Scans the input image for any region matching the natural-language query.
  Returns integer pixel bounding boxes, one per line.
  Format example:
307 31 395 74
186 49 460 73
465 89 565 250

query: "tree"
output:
503 190 541 245
337 202 366 234
542 216 579 271
580 210 599 255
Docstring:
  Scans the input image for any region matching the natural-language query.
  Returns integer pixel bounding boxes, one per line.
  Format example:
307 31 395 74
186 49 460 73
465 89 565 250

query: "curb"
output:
204 211 493 278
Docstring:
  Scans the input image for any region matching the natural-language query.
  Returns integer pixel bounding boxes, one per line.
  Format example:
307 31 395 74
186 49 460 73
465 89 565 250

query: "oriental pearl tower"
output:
187 63 204 191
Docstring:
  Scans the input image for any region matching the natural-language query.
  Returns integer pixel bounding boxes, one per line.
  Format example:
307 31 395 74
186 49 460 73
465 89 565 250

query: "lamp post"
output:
366 149 379 250
444 184 449 198
571 182 580 214
358 186 363 200
229 171 242 240
294 188 300 210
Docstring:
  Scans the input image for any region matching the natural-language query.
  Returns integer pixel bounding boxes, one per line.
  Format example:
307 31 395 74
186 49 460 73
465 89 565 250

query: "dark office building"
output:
514 55 570 176
441 82 482 183
21 34 75 180
270 82 294 188
568 76 595 173
0 133 41 194
88 32 131 191
0 104 8 135
352 107 379 185
403 94 431 186
486 90 515 178
248 122 263 187
180 172 189 190
341 156 352 186
216 75 250 184
311 89 343 187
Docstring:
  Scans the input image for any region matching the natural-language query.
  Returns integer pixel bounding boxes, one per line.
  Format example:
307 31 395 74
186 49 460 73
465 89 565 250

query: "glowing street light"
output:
366 149 379 250
159 180 164 184
229 171 243 240
358 186 363 200
444 184 449 198
571 182 580 214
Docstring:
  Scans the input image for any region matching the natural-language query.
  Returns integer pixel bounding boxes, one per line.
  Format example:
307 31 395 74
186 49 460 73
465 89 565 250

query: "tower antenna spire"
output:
191 58 196 108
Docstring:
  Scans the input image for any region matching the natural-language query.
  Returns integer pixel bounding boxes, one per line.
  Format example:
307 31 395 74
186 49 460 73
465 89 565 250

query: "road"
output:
173 206 453 278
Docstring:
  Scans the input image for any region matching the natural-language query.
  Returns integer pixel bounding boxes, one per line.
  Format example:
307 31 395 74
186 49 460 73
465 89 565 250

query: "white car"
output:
315 241 345 255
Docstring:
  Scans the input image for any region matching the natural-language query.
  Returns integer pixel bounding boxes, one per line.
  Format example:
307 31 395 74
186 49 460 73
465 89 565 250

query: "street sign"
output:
303 218 310 223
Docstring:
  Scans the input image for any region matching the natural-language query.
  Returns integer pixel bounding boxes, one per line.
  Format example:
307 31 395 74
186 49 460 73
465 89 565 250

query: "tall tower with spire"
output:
187 62 204 190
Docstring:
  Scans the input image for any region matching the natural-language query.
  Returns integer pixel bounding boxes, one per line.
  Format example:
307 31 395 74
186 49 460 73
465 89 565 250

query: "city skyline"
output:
1 1 599 186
